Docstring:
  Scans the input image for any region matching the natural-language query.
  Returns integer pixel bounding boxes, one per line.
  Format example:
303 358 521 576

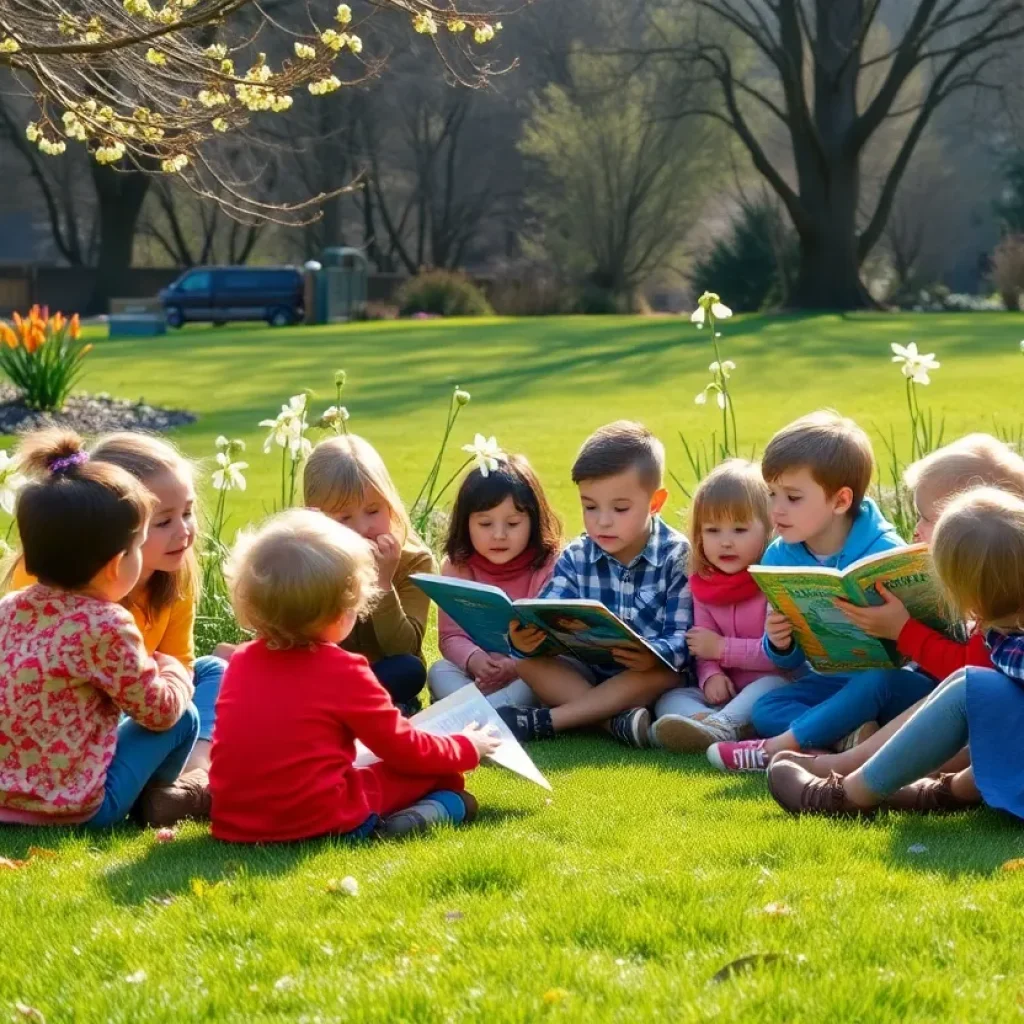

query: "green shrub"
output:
690 199 798 312
396 270 494 318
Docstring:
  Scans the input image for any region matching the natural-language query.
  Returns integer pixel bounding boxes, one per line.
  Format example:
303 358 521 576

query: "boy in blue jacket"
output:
708 411 908 772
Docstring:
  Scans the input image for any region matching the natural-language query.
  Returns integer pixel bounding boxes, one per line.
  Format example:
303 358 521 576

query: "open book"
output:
410 572 674 670
749 544 952 673
354 684 551 790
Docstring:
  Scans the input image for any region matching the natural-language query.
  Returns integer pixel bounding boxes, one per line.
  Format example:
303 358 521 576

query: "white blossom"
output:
461 434 503 477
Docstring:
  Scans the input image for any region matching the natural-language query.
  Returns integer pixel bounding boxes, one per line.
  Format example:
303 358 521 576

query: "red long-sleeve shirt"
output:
897 619 991 681
210 640 478 843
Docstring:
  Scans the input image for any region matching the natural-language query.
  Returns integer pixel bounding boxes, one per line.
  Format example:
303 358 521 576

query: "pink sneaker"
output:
707 739 770 773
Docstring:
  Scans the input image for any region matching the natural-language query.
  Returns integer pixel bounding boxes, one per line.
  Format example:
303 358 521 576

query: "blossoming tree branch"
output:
0 0 512 216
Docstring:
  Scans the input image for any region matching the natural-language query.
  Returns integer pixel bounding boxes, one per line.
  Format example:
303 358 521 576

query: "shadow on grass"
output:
96 832 347 906
884 808 1024 878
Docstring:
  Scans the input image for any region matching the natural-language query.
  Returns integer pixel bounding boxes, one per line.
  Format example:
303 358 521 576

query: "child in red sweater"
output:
210 509 499 844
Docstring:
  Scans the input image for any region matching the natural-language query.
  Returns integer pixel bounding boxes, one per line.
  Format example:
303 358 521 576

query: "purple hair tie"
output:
49 451 89 475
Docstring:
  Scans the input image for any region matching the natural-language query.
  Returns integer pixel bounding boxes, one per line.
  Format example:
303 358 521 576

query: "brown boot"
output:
882 773 978 814
138 769 212 828
768 750 835 778
766 755 871 818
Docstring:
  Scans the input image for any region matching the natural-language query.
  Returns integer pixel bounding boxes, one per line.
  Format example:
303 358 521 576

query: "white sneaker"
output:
652 714 737 753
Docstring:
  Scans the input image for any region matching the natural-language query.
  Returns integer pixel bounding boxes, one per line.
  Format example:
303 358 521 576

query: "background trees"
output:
2 0 1024 312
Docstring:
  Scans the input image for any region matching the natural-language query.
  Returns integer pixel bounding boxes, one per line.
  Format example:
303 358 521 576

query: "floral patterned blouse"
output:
0 585 194 824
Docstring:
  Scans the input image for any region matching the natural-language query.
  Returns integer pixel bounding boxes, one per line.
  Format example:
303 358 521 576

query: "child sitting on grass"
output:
304 435 436 716
210 509 499 844
770 432 1024 780
768 487 1024 818
0 430 204 829
652 460 789 752
429 454 561 709
708 411 906 772
498 421 692 749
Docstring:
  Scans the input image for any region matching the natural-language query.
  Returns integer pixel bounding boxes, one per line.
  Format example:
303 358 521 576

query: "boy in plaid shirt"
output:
499 421 692 748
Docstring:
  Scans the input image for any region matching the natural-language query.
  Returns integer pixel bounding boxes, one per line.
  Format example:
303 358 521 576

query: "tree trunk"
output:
88 163 152 315
784 0 875 310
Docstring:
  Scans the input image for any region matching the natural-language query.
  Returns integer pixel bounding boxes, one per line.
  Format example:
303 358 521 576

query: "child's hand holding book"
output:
835 583 911 640
509 620 547 655
766 610 794 651
460 722 502 758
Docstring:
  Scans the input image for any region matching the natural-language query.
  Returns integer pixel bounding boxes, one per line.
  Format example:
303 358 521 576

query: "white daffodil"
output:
694 391 707 406
454 388 471 407
690 307 707 326
461 433 503 477
709 360 736 379
716 391 727 410
215 435 229 450
891 341 940 385
691 291 733 324
1019 339 1024 354
259 394 309 453
0 450 26 515
211 451 248 491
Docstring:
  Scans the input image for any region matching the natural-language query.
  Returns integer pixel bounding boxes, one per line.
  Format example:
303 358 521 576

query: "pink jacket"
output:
694 591 780 691
438 555 556 671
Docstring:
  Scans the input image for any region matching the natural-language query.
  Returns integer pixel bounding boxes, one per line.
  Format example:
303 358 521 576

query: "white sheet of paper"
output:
354 685 552 791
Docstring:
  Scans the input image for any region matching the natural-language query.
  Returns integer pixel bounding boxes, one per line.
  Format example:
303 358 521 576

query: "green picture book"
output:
749 544 952 673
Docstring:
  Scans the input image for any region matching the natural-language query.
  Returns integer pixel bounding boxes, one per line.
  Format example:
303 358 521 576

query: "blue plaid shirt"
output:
540 516 693 672
987 630 1024 684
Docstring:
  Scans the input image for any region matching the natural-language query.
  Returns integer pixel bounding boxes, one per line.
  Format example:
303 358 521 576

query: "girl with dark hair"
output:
0 429 206 829
428 454 562 709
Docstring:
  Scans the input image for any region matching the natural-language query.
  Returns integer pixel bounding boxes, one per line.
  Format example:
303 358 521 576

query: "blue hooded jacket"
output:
760 497 905 671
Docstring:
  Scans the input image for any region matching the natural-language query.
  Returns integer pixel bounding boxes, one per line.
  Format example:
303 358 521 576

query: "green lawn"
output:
3 313 1024 1022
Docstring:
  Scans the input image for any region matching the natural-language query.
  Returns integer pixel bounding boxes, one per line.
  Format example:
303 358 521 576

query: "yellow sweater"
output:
10 562 197 672
343 545 437 665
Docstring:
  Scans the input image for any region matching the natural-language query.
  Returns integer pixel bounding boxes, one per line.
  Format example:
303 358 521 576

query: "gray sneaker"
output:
608 707 652 749
652 714 737 753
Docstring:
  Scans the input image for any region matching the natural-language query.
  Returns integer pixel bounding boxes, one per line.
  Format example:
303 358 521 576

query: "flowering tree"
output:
0 0 511 219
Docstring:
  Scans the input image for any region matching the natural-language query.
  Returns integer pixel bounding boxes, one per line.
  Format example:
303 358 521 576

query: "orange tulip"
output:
69 314 81 341
81 343 93 355
25 327 44 354
52 312 65 333
0 325 16 348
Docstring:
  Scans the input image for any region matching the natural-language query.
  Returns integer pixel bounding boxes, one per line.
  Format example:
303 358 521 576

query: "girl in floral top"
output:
0 430 204 828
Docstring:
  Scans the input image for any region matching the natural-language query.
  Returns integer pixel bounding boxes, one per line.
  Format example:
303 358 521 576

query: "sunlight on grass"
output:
2 314 1024 1021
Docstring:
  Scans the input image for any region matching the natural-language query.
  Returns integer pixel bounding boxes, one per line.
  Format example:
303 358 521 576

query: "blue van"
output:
159 266 305 328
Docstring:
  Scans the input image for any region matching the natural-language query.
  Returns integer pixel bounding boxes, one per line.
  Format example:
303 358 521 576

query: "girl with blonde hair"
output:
304 434 436 714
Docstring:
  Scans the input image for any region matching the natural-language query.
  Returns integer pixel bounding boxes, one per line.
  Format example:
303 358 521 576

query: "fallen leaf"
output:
0 857 28 870
762 902 793 916
154 829 176 844
274 976 295 992
543 988 570 1005
124 970 147 985
711 953 790 984
907 844 928 855
1002 858 1024 872
14 1002 46 1022
445 910 465 921
26 847 57 860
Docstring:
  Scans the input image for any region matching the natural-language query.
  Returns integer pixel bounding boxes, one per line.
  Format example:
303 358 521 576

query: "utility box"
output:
316 247 368 322
108 297 166 338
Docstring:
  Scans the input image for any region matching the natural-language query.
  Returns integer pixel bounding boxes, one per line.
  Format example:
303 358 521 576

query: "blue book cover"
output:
411 574 673 670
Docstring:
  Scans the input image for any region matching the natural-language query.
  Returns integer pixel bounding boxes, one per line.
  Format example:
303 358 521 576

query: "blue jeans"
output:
86 704 200 827
372 655 426 705
751 667 935 748
861 670 969 796
85 655 226 827
192 655 227 741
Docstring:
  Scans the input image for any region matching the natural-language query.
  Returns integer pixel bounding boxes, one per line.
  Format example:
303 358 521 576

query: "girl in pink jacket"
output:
652 460 788 752
428 455 562 709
